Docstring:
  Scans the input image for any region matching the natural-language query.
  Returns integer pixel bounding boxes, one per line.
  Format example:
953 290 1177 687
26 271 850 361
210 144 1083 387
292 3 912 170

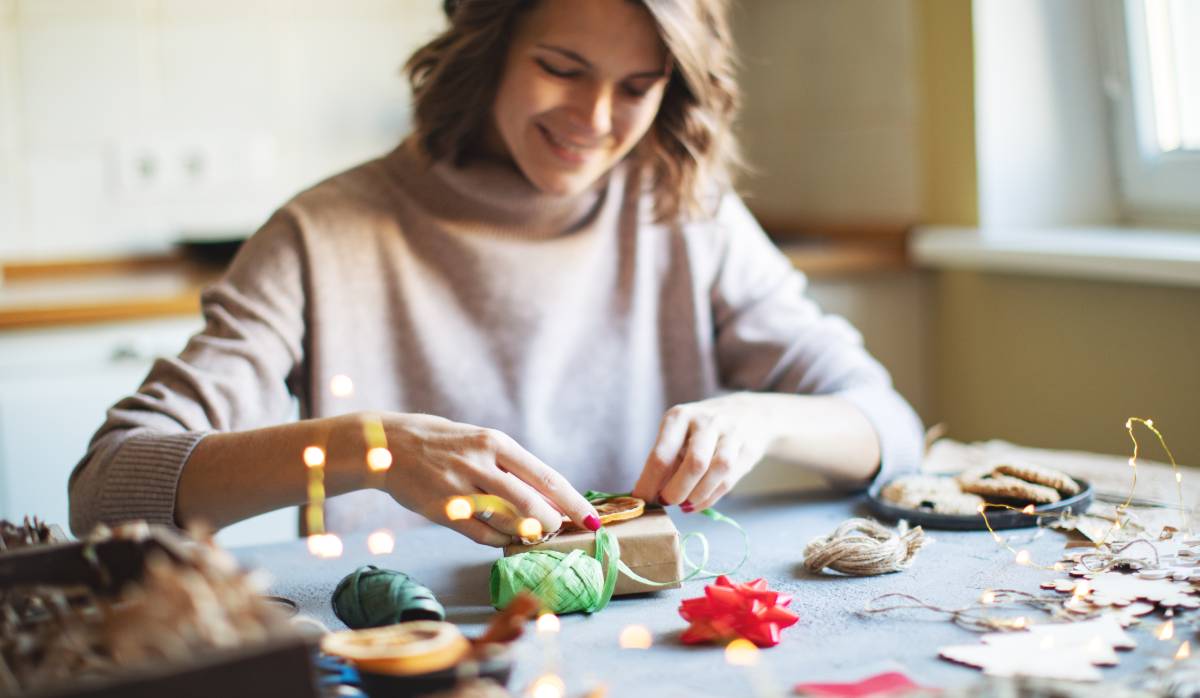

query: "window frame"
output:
1101 0 1200 226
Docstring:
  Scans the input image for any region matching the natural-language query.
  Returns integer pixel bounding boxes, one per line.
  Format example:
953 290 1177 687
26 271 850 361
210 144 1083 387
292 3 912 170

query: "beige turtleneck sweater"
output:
68 140 923 536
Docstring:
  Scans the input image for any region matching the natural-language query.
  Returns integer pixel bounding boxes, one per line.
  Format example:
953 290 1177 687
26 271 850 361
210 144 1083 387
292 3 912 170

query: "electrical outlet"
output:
111 140 173 198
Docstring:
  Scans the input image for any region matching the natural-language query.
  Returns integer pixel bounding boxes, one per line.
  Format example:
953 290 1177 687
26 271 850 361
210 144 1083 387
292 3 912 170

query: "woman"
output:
69 0 923 546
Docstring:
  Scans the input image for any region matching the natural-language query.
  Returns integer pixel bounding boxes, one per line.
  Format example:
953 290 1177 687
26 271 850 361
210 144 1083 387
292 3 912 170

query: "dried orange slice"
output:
320 620 470 676
554 496 646 535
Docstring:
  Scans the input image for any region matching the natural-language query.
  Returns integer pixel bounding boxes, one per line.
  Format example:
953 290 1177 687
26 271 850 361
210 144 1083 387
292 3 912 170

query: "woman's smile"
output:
537 123 597 166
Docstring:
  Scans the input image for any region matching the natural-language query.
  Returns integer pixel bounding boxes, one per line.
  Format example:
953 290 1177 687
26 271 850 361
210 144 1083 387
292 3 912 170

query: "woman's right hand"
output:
362 413 601 546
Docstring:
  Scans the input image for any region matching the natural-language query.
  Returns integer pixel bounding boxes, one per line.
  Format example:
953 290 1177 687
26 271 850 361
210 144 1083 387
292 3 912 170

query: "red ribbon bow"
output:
678 575 799 647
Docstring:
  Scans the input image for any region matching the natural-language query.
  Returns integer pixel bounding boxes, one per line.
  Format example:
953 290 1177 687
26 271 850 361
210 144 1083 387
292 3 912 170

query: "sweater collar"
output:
386 138 618 239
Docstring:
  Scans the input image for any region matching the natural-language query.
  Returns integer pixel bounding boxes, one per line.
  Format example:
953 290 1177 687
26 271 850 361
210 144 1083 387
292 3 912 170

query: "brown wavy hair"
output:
405 0 742 223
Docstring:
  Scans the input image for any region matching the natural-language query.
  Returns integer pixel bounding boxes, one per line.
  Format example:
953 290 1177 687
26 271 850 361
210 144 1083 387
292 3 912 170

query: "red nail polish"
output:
584 514 601 531
681 504 694 513
682 500 692 507
657 496 668 506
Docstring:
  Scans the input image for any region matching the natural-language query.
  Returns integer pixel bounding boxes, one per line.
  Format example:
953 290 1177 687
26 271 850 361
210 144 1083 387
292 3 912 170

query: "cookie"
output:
881 475 985 515
959 473 1061 504
994 462 1080 496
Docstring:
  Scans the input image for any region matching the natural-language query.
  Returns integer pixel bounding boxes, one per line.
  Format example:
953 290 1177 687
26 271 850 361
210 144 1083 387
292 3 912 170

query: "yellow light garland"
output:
976 416 1190 572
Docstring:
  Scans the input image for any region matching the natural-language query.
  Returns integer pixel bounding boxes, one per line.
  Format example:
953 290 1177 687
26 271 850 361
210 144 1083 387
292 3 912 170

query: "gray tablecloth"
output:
233 492 1167 696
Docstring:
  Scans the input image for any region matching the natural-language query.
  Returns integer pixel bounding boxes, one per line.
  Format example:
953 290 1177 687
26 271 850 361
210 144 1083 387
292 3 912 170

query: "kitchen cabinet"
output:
0 316 298 547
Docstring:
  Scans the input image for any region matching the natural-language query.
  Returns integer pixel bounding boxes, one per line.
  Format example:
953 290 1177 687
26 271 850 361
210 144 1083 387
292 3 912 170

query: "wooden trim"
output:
781 242 910 277
755 217 913 244
0 293 204 330
1 254 191 282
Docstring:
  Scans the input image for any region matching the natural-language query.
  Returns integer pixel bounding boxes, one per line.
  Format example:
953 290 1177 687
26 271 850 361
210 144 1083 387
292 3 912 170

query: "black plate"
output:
865 475 1093 530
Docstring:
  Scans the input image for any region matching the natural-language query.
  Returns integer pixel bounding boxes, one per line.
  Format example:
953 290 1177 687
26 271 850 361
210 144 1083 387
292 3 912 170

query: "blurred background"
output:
0 0 1197 545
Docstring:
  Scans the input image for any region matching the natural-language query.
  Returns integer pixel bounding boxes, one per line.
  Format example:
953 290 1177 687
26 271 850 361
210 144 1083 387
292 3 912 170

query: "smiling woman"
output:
407 0 740 221
68 0 923 546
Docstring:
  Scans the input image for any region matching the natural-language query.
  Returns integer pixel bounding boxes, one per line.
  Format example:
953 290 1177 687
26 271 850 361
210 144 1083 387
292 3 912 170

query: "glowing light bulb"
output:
619 625 653 649
724 638 759 666
531 674 565 698
1011 617 1028 629
1177 472 1183 483
445 497 473 521
1128 457 1137 467
366 447 393 472
306 533 343 558
1015 550 1032 566
367 529 394 555
518 518 544 540
1157 620 1175 641
536 613 561 634
1126 419 1133 429
1146 419 1154 427
1072 581 1090 599
1021 504 1036 515
1176 640 1191 660
303 446 326 468
330 374 354 397
980 590 997 604
977 503 986 515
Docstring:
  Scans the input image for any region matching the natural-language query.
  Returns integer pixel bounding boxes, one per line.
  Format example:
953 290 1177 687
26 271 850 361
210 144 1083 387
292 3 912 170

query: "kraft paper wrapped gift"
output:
502 508 682 596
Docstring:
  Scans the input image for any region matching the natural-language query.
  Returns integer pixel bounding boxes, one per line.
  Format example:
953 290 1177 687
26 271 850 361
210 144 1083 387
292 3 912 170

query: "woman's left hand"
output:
631 393 774 513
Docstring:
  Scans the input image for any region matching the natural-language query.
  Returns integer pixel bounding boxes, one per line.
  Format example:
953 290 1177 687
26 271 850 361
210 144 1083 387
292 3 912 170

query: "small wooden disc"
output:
321 620 470 676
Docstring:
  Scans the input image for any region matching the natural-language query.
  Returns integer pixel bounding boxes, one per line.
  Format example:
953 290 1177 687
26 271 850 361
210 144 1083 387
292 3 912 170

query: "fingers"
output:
486 431 598 533
632 408 690 503
659 425 720 505
445 517 513 547
684 434 741 510
689 481 731 513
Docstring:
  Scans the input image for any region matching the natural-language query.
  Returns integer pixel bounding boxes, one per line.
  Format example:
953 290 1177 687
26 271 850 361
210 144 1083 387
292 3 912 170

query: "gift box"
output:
502 508 682 596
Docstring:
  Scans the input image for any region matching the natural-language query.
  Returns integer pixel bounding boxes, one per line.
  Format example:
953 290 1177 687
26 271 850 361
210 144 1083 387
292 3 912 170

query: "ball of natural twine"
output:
803 518 926 576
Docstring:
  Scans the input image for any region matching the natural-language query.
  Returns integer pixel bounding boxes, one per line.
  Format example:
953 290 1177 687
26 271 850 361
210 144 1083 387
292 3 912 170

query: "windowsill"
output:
911 225 1200 287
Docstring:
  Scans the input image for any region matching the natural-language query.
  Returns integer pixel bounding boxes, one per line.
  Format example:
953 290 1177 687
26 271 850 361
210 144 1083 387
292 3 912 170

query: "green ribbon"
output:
489 491 747 614
332 565 445 629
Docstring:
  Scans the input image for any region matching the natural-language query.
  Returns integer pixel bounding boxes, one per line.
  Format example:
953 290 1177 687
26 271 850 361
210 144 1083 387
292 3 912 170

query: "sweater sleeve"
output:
68 210 308 535
707 194 923 485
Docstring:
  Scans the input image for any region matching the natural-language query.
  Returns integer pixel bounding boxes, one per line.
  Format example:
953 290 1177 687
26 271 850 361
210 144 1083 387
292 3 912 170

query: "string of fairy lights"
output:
966 416 1196 662
303 374 546 559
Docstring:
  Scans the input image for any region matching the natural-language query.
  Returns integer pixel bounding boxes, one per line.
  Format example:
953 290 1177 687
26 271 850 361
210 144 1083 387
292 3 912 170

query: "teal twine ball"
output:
490 550 605 615
332 565 445 629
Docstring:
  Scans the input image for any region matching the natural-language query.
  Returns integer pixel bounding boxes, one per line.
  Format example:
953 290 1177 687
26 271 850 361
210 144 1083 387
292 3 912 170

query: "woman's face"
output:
489 0 671 196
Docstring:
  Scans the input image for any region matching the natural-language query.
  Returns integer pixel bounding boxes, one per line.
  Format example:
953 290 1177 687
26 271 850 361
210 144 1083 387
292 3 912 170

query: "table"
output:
233 487 1180 697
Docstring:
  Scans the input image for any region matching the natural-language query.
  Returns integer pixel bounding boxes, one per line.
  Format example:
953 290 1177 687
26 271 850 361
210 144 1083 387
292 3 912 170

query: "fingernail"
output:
682 500 692 507
657 496 669 506
681 504 694 513
584 514 601 532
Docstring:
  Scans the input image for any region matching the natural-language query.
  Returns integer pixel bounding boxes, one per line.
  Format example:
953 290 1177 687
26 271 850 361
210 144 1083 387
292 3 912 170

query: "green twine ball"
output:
332 565 445 629
490 549 606 615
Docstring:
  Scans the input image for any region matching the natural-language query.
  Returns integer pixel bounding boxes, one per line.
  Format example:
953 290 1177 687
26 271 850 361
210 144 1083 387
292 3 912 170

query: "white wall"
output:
973 0 1120 228
0 0 446 260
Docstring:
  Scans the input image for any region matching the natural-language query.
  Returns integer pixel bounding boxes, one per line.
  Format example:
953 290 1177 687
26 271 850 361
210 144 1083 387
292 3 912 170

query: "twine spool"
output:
803 518 926 576
332 565 445 629
490 548 609 615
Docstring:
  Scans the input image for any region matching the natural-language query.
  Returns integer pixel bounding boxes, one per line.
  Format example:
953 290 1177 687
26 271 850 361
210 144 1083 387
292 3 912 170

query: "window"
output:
1105 0 1200 225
